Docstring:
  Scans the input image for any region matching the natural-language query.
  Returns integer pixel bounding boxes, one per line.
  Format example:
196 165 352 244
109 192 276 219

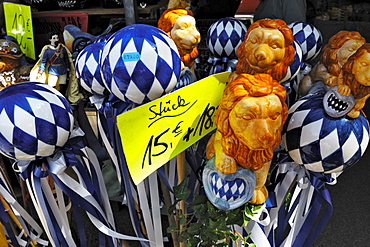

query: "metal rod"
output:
123 0 138 26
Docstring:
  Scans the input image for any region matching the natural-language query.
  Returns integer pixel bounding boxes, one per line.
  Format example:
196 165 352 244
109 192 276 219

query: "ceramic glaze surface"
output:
76 42 108 96
202 156 255 211
100 24 182 105
288 21 323 62
0 82 74 160
206 18 247 59
283 93 370 173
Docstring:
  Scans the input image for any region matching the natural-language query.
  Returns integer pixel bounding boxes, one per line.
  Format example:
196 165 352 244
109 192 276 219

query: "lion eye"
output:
270 43 281 49
248 38 257 44
270 112 281 120
242 114 254 120
361 62 368 67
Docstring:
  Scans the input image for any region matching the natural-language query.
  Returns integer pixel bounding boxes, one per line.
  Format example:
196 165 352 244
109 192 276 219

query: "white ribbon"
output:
0 181 48 246
137 181 156 246
55 167 152 243
97 113 122 185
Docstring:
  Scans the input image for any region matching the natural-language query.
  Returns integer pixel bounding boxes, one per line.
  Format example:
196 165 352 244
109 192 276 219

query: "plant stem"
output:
159 164 179 247
176 151 187 247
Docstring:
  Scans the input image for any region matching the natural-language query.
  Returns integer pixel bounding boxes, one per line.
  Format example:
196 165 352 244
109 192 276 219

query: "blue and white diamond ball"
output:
76 41 108 96
0 82 74 161
100 24 182 105
283 93 370 173
288 21 323 62
206 18 247 59
281 40 303 83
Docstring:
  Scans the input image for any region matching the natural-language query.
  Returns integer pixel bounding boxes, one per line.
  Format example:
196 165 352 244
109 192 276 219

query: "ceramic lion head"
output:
158 7 200 67
321 30 365 79
214 73 288 174
335 43 370 118
234 19 295 82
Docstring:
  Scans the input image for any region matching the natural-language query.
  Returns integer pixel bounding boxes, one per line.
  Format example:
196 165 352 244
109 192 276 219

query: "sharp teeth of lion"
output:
327 93 348 112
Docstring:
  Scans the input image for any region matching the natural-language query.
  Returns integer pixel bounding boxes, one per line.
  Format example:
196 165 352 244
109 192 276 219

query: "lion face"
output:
244 28 285 73
352 50 370 86
228 93 284 150
170 15 200 51
337 39 365 67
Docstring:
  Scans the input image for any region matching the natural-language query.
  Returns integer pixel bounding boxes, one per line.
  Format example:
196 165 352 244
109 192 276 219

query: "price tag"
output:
3 2 35 60
117 72 229 185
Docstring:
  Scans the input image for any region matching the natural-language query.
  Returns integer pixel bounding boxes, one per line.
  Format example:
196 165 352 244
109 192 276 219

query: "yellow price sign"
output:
3 2 35 60
117 72 229 185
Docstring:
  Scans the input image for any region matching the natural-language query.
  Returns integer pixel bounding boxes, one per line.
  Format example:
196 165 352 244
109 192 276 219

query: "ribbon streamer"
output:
263 161 333 247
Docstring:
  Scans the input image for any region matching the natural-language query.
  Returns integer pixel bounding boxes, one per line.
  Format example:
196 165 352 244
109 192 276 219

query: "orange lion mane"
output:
158 7 199 67
321 30 365 77
235 19 295 82
342 43 370 99
215 73 288 170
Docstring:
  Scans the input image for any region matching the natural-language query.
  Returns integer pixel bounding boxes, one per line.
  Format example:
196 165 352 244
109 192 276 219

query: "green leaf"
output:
189 195 208 206
244 204 253 216
226 208 243 226
248 243 257 247
187 222 202 235
173 178 192 201
179 214 186 225
227 232 238 241
208 218 220 230
243 213 251 225
190 202 208 219
178 231 190 242
188 236 201 247
167 199 181 214
207 202 219 219
202 228 220 241
200 240 213 247
216 242 228 247
166 225 177 233
217 219 230 232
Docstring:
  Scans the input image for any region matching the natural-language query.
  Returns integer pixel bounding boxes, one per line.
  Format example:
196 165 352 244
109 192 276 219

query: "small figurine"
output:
206 73 288 205
158 7 200 69
0 39 31 89
230 19 296 83
30 32 82 104
299 30 365 96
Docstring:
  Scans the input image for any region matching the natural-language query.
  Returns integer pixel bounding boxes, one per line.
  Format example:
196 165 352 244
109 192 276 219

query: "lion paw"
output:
215 154 237 174
249 186 268 205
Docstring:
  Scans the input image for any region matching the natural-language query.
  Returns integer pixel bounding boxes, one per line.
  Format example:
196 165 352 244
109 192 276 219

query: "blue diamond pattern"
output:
283 93 370 173
0 82 73 160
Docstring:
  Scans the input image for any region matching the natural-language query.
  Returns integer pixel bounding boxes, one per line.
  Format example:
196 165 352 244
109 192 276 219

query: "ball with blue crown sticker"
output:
100 24 182 105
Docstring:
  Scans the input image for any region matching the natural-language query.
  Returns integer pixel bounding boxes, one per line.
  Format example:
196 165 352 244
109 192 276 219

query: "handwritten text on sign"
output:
4 3 35 60
117 72 229 185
